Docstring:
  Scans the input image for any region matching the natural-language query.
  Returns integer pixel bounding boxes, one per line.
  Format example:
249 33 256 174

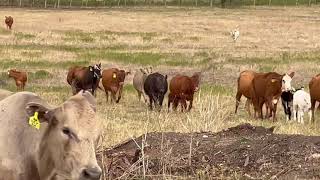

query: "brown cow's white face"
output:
282 72 295 92
26 91 101 180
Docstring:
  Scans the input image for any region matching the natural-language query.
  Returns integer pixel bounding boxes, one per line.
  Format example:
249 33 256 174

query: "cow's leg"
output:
235 91 242 114
311 99 316 123
137 91 142 101
105 91 109 103
293 105 297 122
188 96 193 111
116 86 123 103
142 92 148 103
149 95 153 110
272 102 278 122
168 93 173 111
245 99 252 117
308 109 312 123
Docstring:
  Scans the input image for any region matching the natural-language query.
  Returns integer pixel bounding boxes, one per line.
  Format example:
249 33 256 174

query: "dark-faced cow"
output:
309 74 320 122
251 72 294 120
67 63 102 95
5 16 13 30
168 72 201 112
0 91 101 180
8 69 28 91
101 68 130 103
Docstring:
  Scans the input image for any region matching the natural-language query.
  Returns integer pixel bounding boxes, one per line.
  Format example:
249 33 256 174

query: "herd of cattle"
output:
6 63 201 112
235 70 320 123
6 64 320 123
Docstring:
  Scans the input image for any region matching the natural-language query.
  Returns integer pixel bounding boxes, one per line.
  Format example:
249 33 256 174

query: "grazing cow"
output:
7 69 28 91
309 74 320 122
133 67 152 103
5 16 13 30
144 72 168 110
292 88 312 124
235 70 260 116
0 89 13 101
251 72 295 120
168 72 201 112
0 91 101 180
67 63 102 95
101 68 130 103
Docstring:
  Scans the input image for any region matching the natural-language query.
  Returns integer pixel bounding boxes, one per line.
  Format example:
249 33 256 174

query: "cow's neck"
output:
37 128 56 179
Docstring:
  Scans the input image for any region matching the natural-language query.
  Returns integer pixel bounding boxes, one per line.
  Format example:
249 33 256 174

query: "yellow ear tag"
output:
271 79 276 83
29 112 40 130
112 73 117 79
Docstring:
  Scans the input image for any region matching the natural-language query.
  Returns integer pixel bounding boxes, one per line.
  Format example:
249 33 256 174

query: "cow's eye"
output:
62 127 72 137
282 80 285 83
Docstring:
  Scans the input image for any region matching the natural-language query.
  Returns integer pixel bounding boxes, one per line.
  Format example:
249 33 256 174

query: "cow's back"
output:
170 75 193 95
309 74 320 101
102 68 119 91
144 73 167 94
237 70 257 98
133 71 146 92
0 92 47 178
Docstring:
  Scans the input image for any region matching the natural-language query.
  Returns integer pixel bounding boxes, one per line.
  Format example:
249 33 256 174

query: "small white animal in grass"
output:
230 28 240 42
292 88 312 124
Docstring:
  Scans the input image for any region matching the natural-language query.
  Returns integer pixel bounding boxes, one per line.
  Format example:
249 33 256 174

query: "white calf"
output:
230 29 240 42
292 89 312 124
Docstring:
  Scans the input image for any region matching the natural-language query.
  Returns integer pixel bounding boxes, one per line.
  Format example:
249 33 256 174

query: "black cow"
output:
281 87 303 121
67 63 102 95
144 72 168 110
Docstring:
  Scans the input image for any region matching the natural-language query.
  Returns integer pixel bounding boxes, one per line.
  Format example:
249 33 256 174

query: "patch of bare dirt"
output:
97 123 320 179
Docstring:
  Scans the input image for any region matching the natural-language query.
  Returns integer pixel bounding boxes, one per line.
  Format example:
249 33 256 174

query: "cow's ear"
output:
126 71 131 75
289 72 295 78
26 102 54 123
140 68 146 74
89 66 93 72
165 75 168 80
79 90 96 112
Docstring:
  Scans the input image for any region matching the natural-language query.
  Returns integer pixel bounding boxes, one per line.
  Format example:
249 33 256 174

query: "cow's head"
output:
90 63 102 79
7 69 17 77
118 70 130 86
192 72 201 92
282 72 295 92
25 91 101 180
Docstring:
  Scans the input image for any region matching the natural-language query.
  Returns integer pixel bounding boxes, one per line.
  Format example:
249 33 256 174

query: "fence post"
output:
210 0 213 7
19 0 21 6
70 0 72 7
45 0 47 8
268 0 271 5
57 0 60 8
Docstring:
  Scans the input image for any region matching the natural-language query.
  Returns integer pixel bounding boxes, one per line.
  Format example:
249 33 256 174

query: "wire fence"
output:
0 0 318 8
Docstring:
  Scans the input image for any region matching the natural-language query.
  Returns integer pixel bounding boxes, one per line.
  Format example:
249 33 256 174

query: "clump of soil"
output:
97 123 320 179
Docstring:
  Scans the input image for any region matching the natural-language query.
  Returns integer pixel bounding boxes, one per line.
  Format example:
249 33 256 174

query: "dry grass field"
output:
0 6 320 154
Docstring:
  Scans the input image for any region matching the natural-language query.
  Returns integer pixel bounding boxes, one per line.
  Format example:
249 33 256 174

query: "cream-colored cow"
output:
0 91 101 180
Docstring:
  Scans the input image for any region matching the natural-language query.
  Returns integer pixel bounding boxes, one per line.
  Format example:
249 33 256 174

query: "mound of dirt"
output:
97 123 320 179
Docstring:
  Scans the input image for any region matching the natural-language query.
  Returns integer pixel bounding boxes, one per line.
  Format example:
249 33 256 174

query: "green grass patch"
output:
0 59 89 69
28 70 52 80
200 84 234 96
0 28 11 35
14 32 36 40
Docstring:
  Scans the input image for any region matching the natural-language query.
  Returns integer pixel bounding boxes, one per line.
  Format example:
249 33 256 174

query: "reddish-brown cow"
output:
235 70 259 116
101 68 130 103
7 69 27 91
309 74 320 122
168 72 201 112
251 72 295 120
5 16 13 30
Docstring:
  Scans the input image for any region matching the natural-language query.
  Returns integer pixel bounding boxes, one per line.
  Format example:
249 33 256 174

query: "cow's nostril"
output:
81 167 102 180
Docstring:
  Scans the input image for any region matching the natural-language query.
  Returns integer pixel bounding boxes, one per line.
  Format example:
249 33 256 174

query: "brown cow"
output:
101 68 130 103
235 70 258 116
168 72 201 112
251 72 294 120
67 63 102 95
5 16 13 30
7 69 28 91
309 74 320 122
